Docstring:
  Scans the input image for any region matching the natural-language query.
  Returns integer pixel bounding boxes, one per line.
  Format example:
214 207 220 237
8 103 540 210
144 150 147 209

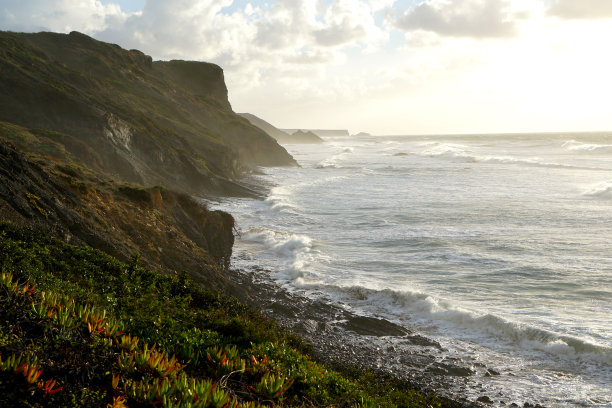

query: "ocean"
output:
213 132 611 407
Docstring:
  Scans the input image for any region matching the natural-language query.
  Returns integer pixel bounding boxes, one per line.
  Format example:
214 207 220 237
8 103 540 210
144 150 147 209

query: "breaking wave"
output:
264 186 297 214
241 227 317 282
316 147 354 169
562 140 612 153
325 285 612 365
417 142 608 171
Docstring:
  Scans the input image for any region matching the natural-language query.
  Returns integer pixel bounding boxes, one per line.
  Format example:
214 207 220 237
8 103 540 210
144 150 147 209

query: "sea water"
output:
213 133 611 407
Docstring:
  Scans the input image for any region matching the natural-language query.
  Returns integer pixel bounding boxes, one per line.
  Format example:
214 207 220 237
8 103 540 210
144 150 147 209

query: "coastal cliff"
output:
0 139 237 292
0 31 297 196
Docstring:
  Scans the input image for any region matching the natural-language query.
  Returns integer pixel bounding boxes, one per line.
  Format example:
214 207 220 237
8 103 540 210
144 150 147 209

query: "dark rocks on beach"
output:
225 268 484 408
426 361 475 377
401 334 444 349
393 152 409 156
477 396 493 404
341 315 410 337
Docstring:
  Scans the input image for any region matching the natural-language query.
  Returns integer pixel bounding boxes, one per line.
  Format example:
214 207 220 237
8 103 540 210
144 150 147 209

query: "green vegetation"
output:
0 222 451 407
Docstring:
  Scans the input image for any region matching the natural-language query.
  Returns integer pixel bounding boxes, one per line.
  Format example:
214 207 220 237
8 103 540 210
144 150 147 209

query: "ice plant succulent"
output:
253 372 294 400
206 345 245 377
37 378 63 395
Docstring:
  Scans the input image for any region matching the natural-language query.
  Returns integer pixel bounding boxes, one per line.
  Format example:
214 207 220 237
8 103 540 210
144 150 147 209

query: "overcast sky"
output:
1 0 611 135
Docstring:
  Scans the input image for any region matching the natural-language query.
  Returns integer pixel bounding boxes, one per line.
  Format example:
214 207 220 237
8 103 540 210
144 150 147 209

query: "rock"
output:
341 315 409 337
477 396 493 404
402 335 443 349
426 362 474 377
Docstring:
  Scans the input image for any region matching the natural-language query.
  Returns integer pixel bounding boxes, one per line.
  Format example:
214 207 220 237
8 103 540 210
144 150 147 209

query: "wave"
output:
241 227 317 281
264 186 297 214
416 142 609 171
420 142 471 158
316 147 354 169
315 161 338 169
562 140 612 153
583 181 612 199
320 285 612 365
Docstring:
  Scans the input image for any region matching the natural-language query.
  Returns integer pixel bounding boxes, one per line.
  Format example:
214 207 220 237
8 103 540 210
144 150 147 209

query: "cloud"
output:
548 0 612 20
0 0 129 33
313 0 387 47
393 0 519 38
90 0 395 94
3 0 611 134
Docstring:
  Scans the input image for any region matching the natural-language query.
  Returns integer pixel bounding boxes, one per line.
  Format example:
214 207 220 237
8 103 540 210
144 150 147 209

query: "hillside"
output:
0 31 297 196
0 139 238 293
238 113 323 144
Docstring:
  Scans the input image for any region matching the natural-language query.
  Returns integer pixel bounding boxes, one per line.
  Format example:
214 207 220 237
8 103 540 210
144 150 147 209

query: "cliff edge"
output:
0 31 297 196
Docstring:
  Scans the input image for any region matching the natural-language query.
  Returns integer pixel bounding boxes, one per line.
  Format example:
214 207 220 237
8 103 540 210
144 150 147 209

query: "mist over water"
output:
215 133 612 407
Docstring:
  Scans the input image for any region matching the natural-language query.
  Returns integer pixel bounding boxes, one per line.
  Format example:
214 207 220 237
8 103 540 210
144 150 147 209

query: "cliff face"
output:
0 31 297 196
0 139 237 291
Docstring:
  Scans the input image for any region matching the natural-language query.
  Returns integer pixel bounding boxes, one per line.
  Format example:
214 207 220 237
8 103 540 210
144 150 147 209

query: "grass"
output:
0 221 453 407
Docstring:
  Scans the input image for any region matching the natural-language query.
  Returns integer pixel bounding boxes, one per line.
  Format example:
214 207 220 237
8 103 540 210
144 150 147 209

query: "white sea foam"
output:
326 285 612 365
264 186 297 214
316 147 355 169
415 142 608 170
242 227 316 281
420 142 472 158
315 160 338 169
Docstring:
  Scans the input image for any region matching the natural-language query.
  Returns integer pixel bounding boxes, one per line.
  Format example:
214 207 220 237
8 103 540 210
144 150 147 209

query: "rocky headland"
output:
281 128 350 137
238 113 324 144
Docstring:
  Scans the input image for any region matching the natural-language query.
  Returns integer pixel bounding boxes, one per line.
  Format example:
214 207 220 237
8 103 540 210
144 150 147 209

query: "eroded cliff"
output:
0 139 238 292
0 31 296 196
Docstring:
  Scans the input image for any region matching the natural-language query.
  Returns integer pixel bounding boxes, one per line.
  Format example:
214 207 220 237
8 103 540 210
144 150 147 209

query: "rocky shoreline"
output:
225 264 505 408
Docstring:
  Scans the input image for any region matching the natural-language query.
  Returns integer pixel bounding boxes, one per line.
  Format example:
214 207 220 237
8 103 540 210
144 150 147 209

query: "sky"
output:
1 0 611 135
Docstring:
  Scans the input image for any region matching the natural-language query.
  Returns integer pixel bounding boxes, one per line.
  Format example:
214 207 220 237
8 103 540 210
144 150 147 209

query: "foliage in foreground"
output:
0 222 447 407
